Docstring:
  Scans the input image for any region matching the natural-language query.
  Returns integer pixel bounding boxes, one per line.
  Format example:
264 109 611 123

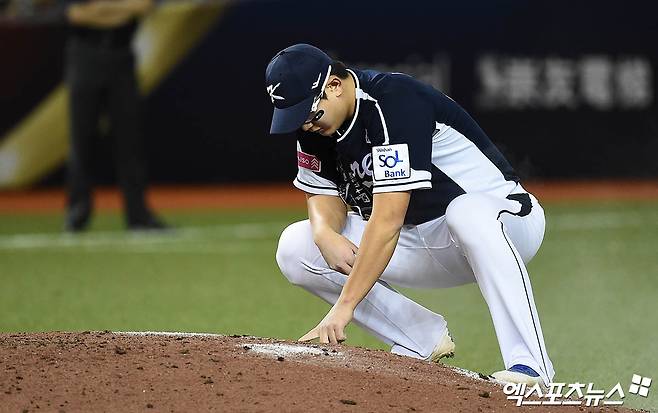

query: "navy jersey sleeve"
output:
293 131 340 196
366 75 434 193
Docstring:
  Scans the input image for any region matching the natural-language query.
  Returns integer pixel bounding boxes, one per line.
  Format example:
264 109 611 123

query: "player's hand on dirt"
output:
298 303 353 344
315 231 358 275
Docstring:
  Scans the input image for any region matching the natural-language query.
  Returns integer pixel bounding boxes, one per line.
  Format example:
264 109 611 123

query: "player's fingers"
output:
298 327 319 342
339 236 358 254
342 262 353 274
345 253 356 268
336 263 352 275
319 326 329 344
335 324 347 343
327 326 338 344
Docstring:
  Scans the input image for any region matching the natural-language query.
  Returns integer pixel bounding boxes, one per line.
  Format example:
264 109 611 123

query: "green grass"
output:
1 201 656 411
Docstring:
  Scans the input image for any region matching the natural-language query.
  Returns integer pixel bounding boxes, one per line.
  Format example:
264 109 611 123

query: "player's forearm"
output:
335 215 402 309
336 191 409 309
307 194 348 244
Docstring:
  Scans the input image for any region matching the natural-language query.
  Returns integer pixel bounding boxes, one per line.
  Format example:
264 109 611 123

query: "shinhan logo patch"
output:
372 144 410 181
297 150 321 172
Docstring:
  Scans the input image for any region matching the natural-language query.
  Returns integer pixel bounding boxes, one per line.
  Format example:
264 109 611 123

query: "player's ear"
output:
326 76 343 97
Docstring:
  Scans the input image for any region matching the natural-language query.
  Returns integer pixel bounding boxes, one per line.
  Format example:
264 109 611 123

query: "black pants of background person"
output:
65 38 164 231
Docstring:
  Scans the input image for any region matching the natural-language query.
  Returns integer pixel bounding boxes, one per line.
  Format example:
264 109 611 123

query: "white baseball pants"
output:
275 186 555 384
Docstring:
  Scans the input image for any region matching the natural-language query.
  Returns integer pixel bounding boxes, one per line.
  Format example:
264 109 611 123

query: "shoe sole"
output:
491 370 543 386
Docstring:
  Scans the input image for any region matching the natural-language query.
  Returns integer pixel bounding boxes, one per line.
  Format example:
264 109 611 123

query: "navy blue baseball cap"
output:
265 44 332 134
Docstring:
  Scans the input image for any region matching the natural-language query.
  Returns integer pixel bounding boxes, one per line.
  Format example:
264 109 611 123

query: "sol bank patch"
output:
372 144 410 181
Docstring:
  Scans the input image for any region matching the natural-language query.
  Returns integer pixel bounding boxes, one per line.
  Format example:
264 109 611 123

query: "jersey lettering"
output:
350 153 373 179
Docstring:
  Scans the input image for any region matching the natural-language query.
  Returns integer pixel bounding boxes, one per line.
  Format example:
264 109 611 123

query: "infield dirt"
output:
0 332 636 412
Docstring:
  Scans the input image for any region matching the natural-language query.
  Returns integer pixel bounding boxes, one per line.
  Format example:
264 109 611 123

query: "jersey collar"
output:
335 69 362 143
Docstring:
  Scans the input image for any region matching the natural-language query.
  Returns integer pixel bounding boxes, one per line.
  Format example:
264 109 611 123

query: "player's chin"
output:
317 127 334 136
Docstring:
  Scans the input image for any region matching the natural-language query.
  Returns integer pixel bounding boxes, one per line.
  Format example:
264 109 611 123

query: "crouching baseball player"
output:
267 44 555 386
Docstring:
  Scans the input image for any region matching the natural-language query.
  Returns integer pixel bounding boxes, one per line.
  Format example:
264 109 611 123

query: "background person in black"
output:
62 0 165 231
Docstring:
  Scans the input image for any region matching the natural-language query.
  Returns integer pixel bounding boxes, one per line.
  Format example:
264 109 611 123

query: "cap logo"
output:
267 82 285 103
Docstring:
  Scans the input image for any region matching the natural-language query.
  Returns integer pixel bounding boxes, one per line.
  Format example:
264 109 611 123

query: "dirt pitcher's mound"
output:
0 332 631 412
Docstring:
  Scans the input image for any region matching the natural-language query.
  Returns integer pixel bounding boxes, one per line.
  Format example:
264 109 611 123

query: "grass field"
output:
1 200 657 411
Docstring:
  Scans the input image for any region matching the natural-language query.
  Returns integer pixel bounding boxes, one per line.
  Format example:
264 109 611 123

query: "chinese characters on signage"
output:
477 55 653 110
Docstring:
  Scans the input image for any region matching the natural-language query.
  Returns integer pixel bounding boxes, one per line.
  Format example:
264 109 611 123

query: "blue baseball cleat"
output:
492 364 543 386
